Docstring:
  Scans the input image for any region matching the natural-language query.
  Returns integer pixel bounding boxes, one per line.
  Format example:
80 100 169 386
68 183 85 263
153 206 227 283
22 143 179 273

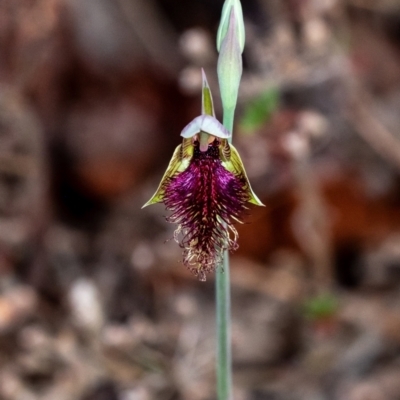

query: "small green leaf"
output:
303 293 339 321
240 88 280 133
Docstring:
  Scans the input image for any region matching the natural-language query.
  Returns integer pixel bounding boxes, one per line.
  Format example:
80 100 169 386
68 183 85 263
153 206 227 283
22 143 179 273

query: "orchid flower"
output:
143 71 263 281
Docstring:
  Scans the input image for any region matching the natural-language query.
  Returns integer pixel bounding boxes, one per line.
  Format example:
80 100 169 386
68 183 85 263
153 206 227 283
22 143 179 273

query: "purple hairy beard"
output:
163 139 250 281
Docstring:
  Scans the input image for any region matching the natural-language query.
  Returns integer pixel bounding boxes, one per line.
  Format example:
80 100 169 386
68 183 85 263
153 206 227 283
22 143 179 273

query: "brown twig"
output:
349 87 400 172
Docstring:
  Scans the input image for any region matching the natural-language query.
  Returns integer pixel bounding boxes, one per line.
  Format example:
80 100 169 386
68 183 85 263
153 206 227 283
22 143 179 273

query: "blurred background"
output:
3 0 400 399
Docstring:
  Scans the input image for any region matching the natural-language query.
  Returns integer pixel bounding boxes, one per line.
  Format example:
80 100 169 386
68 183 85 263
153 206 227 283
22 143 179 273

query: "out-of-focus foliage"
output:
239 87 280 133
303 292 339 321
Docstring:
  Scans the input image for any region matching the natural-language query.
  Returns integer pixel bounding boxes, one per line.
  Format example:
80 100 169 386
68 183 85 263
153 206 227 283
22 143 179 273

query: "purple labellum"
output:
162 139 250 281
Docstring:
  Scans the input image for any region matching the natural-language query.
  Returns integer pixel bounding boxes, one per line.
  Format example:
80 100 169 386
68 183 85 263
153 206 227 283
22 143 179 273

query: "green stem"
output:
223 107 235 142
216 106 235 400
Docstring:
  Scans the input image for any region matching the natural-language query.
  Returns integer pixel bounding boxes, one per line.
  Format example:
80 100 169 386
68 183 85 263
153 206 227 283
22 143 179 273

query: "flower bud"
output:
217 9 243 112
216 0 245 53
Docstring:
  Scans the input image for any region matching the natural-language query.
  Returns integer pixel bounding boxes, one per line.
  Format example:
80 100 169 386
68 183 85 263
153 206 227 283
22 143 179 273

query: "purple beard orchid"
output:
143 71 263 281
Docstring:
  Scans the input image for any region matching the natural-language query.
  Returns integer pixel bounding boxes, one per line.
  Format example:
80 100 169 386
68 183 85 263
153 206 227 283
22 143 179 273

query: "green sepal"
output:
142 139 194 208
221 143 264 206
202 69 215 117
